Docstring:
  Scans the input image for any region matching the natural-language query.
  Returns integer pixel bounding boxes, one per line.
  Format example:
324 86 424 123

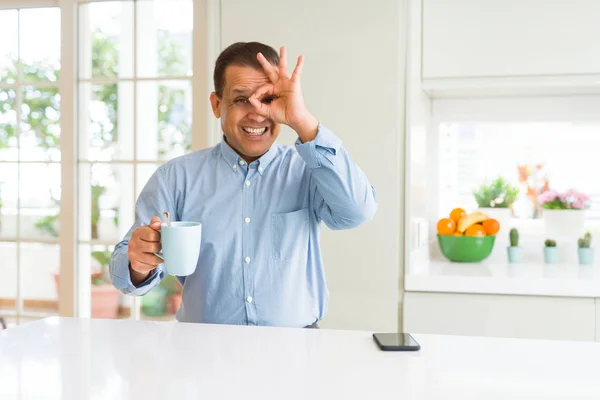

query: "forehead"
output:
224 65 270 96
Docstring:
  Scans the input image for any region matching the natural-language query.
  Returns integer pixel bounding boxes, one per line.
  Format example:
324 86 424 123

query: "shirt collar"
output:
220 136 278 175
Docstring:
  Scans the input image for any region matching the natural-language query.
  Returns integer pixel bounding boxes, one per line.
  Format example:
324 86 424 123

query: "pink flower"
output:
538 190 559 204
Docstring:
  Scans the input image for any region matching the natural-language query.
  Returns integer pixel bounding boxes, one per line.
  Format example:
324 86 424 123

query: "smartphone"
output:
372 333 421 351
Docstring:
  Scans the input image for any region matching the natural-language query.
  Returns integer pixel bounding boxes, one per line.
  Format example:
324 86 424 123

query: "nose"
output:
246 112 266 123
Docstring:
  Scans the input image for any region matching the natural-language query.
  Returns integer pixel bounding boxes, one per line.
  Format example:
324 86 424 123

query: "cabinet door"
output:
404 292 595 341
423 0 600 79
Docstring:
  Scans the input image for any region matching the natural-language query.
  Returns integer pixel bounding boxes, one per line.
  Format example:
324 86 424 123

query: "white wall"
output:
405 0 432 274
220 0 406 331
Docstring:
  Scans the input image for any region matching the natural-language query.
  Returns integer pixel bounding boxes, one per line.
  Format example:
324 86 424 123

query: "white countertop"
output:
406 261 600 298
2 317 600 399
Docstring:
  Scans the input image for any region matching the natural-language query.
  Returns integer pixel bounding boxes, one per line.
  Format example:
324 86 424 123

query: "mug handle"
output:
152 225 163 260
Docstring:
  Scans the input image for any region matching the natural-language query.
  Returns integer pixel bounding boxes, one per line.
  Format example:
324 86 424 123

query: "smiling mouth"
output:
242 126 268 136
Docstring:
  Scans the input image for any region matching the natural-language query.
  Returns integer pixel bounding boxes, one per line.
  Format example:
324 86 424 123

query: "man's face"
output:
210 65 281 163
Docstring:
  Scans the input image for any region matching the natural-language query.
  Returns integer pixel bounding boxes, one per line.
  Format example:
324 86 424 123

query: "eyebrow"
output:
231 88 251 95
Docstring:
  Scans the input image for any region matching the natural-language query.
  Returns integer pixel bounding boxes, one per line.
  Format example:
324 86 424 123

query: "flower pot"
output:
543 209 585 237
91 284 120 319
506 246 524 263
543 247 559 264
578 248 594 265
168 293 182 314
53 272 120 318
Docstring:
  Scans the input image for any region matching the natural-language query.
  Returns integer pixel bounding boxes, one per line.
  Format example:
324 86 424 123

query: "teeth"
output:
243 127 267 135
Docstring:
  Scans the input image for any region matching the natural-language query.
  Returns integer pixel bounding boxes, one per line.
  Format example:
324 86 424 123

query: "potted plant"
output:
53 249 120 318
543 239 559 264
506 228 523 263
473 177 519 234
578 231 594 266
160 275 183 314
38 184 121 318
538 189 590 237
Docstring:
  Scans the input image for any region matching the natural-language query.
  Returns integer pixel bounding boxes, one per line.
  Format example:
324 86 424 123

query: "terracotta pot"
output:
53 273 120 318
168 293 182 314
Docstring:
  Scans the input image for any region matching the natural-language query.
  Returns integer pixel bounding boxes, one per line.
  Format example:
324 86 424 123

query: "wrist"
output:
293 113 319 143
129 264 152 286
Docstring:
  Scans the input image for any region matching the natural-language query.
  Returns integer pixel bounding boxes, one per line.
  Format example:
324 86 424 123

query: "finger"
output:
257 52 279 83
291 55 304 82
248 84 275 117
149 216 162 231
279 46 289 78
137 226 161 242
131 259 160 274
136 240 161 254
134 251 164 266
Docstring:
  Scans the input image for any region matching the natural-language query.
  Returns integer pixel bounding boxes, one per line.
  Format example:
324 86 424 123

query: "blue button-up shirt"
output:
110 125 377 327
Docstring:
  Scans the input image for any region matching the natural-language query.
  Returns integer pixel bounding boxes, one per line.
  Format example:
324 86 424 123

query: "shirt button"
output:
258 167 263 173
232 164 237 169
245 180 250 186
245 217 251 224
245 256 251 263
239 160 246 166
246 296 253 303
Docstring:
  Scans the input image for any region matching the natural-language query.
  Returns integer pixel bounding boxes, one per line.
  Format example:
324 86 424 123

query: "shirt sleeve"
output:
109 166 172 295
295 124 378 230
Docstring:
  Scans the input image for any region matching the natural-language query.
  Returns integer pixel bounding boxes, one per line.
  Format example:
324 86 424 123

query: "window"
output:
408 95 600 269
0 7 62 326
1 0 210 327
437 122 600 222
77 0 193 321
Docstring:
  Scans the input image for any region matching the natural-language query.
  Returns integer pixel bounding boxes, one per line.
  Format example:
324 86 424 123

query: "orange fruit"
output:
437 218 456 235
482 218 500 235
449 208 466 223
452 232 463 236
464 224 486 236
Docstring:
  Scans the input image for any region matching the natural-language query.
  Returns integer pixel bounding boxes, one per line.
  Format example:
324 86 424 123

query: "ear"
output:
209 92 221 118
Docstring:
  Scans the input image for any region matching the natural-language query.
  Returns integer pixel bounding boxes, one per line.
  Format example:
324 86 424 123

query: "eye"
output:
261 96 276 105
234 97 249 104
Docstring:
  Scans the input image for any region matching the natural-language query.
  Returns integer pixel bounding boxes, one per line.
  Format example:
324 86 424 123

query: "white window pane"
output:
21 243 59 316
0 88 18 162
0 163 18 238
78 163 133 243
136 80 192 161
20 86 61 162
79 82 134 161
19 163 61 239
0 243 17 312
438 122 600 221
0 10 18 84
79 1 134 79
20 8 61 83
136 164 159 200
136 0 193 78
77 244 121 319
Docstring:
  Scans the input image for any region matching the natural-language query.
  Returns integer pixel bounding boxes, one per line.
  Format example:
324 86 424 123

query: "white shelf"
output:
406 260 600 298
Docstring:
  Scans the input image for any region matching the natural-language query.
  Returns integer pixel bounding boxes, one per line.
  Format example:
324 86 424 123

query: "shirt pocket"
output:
272 208 310 263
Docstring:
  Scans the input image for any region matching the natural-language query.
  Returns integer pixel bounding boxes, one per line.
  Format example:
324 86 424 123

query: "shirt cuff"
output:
111 251 164 296
295 124 342 168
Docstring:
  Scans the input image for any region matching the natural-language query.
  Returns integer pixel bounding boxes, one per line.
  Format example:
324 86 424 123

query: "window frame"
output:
1 0 220 322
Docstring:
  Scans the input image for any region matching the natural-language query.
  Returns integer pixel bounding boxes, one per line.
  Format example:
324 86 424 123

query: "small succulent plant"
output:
545 239 557 247
578 231 592 248
509 228 519 247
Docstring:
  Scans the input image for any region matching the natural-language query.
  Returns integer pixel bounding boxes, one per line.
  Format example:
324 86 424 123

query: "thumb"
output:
149 216 162 231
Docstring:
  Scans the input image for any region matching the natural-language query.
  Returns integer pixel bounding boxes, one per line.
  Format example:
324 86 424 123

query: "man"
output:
110 42 377 328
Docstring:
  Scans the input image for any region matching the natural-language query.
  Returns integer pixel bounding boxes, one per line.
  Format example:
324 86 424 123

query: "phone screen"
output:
373 333 420 351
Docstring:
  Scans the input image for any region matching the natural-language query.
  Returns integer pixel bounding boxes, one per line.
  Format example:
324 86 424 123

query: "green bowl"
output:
437 234 496 262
